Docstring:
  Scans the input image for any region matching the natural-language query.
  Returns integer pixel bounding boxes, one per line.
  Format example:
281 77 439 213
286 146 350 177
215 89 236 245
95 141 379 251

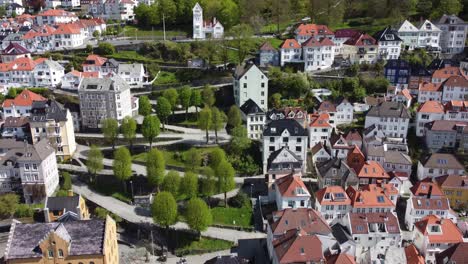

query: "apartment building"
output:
2 89 46 118
374 27 402 60
434 175 468 210
435 14 468 54
417 153 465 180
44 192 90 222
0 139 58 203
29 100 76 160
364 101 410 139
240 99 266 140
315 186 351 223
78 75 137 129
233 63 268 111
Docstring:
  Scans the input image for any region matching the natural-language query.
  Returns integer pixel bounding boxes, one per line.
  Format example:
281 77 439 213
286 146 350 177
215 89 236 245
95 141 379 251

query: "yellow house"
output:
4 215 119 264
29 100 77 161
44 191 90 222
434 175 468 210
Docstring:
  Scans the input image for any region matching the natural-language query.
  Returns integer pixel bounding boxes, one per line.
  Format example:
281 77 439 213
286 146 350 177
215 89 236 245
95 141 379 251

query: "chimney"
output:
67 189 74 197
427 185 433 199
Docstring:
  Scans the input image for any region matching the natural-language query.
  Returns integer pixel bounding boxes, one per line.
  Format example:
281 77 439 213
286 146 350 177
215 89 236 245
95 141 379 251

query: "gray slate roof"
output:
384 151 412 165
421 153 465 170
263 119 307 137
31 100 68 122
118 63 144 74
45 195 80 214
5 219 105 260
367 101 410 119
79 75 130 92
240 99 264 115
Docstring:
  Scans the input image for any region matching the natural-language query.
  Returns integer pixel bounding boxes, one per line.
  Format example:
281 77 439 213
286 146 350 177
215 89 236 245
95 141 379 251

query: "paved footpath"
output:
73 182 266 243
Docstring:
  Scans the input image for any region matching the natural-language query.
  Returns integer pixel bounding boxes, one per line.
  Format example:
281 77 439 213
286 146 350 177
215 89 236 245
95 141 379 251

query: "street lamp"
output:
130 180 134 201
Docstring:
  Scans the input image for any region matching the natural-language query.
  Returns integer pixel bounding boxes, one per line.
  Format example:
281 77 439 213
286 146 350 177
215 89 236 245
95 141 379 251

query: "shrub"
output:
228 192 250 208
14 204 34 218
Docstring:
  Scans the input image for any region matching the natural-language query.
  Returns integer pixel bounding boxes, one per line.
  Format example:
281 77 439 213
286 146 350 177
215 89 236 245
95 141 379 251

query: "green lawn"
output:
123 25 188 38
211 204 253 228
108 50 152 62
260 21 292 34
154 71 179 85
175 237 234 256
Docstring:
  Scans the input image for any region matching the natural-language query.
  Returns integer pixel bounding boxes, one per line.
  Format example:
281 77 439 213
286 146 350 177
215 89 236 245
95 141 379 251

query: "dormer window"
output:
58 249 64 258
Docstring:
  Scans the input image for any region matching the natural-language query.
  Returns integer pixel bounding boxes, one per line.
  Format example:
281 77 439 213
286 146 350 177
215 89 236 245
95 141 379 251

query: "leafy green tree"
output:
101 118 119 150
86 44 93 53
156 97 172 129
209 148 226 169
210 107 225 143
353 85 367 102
227 105 242 128
152 192 177 229
200 167 216 196
179 86 192 120
228 24 254 64
269 93 282 109
180 172 198 199
432 0 462 18
198 107 212 144
216 160 236 207
0 6 6 17
0 194 19 219
185 198 212 238
184 148 201 171
96 42 116 55
6 88 17 99
162 171 180 197
139 96 152 116
86 145 104 184
142 115 160 148
163 88 179 114
121 116 137 151
113 147 132 192
229 125 251 153
157 0 178 23
201 85 216 107
303 91 316 112
146 148 165 191
190 89 202 114
61 171 72 190
416 0 432 18
93 30 100 39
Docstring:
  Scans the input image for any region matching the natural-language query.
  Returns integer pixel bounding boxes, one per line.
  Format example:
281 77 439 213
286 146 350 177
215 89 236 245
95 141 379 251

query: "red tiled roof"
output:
435 242 468 264
38 9 77 17
259 42 276 51
344 33 377 46
444 75 468 88
295 23 334 36
410 180 444 197
414 215 463 243
82 54 107 67
302 37 335 47
273 230 325 263
432 66 464 80
411 197 450 210
2 89 46 108
419 81 442 92
315 186 351 206
309 113 331 128
399 88 412 100
270 208 331 236
348 212 400 234
3 116 29 127
434 175 468 189
344 130 362 142
326 254 356 264
276 174 310 198
82 71 99 78
417 101 445 113
405 244 425 264
53 23 81 34
357 161 390 179
281 39 301 49
346 184 396 208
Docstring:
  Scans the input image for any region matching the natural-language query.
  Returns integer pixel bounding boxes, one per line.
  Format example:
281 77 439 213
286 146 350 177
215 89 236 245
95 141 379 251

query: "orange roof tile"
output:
82 71 99 78
82 54 107 67
404 245 425 264
281 39 301 49
2 89 46 108
432 66 463 80
276 175 310 198
295 23 334 36
302 37 335 47
419 82 442 92
315 186 351 206
410 180 445 197
38 9 77 17
326 254 356 264
357 161 389 179
53 23 81 34
273 231 324 263
9 57 37 71
417 101 445 113
444 75 468 88
346 184 396 208
309 113 332 128
415 215 463 243
399 88 412 100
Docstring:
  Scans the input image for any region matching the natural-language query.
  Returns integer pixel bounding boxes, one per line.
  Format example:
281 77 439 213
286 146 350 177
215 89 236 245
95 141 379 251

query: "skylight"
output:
437 159 447 165
356 225 364 231
377 196 385 203
335 193 345 199
384 34 394 40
